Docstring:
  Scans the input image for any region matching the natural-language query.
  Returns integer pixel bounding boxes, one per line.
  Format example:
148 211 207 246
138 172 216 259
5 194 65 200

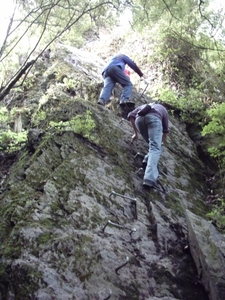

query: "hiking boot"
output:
97 99 105 106
119 100 135 108
143 180 159 190
143 180 153 190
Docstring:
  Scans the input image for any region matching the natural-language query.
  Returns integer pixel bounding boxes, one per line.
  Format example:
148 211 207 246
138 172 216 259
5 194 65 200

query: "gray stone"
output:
186 209 225 300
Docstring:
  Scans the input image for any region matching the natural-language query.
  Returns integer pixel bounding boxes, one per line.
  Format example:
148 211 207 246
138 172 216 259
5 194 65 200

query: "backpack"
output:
138 102 155 116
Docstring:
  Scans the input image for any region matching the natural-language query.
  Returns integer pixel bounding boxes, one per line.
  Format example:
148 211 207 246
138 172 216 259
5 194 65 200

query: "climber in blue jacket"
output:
98 54 146 107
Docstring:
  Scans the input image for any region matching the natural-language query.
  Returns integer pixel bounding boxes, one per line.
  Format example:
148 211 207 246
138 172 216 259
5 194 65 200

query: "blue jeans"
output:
99 66 133 103
135 114 162 184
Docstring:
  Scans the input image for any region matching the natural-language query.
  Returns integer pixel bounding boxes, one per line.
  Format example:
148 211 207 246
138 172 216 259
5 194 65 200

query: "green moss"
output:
0 262 41 300
38 232 54 244
3 150 29 187
118 282 140 299
190 199 210 217
71 234 95 282
166 192 185 216
0 224 21 260
3 239 21 259
208 240 219 261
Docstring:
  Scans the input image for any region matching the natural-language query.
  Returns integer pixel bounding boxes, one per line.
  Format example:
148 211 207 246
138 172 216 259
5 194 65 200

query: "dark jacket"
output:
102 54 143 77
127 103 169 134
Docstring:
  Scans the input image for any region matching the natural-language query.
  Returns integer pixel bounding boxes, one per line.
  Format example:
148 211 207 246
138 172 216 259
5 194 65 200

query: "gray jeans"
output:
135 114 163 184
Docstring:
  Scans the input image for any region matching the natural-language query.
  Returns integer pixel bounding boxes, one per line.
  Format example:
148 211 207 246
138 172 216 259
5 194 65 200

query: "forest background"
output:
1 0 225 230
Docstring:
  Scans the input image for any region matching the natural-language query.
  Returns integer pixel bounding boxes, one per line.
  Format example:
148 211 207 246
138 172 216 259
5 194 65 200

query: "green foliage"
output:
0 106 27 152
202 103 225 165
157 87 178 105
0 107 9 123
0 0 124 95
132 0 203 33
49 110 96 140
63 77 77 90
207 197 225 232
32 110 47 127
18 0 121 48
202 103 225 228
157 86 206 121
135 4 225 119
0 130 27 152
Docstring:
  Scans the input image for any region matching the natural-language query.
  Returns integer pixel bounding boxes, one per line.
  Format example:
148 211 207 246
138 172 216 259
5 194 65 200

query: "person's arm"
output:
130 116 138 143
162 133 168 144
161 108 169 144
122 55 144 77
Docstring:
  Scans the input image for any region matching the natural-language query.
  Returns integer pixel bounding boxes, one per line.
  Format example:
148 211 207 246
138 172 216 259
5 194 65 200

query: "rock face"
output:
186 210 225 300
0 45 224 300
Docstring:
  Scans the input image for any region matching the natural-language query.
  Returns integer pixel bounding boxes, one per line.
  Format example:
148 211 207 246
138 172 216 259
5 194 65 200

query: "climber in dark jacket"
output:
128 103 169 189
98 54 146 106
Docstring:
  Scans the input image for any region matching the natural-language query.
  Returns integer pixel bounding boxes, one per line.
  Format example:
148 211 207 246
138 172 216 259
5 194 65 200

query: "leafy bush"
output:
207 197 225 232
63 77 77 90
158 86 206 121
202 102 225 165
49 110 96 140
157 87 178 105
201 103 225 230
0 130 27 152
32 111 47 127
0 107 9 123
0 106 28 152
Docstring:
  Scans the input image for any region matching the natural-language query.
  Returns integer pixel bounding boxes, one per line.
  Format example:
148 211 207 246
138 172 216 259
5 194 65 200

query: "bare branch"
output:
0 0 121 100
0 1 60 62
162 0 180 21
198 0 214 28
0 3 18 58
0 60 35 100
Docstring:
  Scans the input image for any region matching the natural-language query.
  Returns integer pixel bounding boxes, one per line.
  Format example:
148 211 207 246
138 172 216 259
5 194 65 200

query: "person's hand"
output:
141 74 147 79
131 133 138 144
140 75 148 84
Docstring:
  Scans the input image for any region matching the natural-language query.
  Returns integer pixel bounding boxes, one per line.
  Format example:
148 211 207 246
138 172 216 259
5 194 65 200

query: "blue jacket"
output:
102 54 143 77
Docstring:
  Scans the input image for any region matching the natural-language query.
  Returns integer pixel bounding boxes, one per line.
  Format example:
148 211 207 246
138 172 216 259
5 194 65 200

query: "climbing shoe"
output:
97 98 105 106
119 100 135 108
143 180 160 191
